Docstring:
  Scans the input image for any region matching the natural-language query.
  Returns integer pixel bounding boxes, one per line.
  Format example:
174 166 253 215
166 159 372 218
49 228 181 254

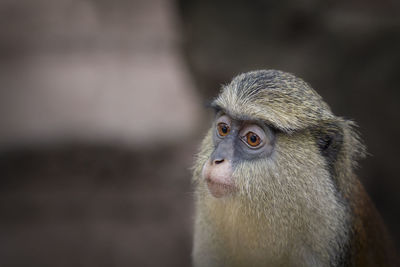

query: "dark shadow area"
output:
0 144 193 267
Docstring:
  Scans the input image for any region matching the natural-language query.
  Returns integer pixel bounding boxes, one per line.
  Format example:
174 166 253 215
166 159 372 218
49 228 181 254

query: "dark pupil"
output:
250 134 257 143
221 125 228 133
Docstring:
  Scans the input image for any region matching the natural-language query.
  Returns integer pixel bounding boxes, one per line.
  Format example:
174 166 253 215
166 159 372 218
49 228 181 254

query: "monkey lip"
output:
205 178 235 198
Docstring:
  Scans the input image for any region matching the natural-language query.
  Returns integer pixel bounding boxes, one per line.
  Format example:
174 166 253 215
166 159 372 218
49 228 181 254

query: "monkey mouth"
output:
205 178 235 198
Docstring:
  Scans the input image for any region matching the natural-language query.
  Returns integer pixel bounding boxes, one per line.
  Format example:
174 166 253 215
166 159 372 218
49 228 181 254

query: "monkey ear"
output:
315 122 344 164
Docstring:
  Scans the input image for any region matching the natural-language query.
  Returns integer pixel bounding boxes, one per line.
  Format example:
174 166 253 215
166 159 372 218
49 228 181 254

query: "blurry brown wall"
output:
0 0 200 266
0 0 201 148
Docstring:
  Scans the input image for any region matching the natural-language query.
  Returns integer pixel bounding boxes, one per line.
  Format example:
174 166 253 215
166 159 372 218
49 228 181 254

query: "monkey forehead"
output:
212 70 336 132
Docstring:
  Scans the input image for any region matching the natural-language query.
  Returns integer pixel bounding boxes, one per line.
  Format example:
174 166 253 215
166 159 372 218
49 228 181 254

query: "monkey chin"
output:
205 178 235 198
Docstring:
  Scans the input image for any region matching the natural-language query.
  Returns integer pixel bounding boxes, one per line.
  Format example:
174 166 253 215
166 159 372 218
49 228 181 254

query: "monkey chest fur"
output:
193 192 347 267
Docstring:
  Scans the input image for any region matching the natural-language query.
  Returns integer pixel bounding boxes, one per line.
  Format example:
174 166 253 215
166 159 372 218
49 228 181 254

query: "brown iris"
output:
217 123 230 137
246 132 261 147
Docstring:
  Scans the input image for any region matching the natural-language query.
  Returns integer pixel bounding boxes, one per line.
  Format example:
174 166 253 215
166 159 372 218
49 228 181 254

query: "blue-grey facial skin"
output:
211 113 276 168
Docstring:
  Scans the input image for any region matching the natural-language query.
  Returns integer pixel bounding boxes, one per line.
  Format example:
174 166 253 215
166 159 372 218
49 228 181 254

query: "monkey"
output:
192 70 398 267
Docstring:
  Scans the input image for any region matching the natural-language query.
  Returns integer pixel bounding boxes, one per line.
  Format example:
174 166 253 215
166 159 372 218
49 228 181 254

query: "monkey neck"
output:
197 180 349 266
199 194 287 266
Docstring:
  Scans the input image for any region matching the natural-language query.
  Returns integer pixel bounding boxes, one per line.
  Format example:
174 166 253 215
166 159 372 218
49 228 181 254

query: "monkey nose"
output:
213 159 225 165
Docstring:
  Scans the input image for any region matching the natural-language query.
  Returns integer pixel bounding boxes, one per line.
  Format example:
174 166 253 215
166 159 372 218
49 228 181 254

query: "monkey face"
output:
202 112 276 198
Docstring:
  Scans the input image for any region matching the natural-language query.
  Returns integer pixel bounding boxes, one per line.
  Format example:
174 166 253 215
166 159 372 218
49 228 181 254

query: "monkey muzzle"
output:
202 159 235 198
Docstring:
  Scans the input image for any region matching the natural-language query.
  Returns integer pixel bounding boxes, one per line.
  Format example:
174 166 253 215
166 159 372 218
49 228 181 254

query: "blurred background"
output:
0 0 399 266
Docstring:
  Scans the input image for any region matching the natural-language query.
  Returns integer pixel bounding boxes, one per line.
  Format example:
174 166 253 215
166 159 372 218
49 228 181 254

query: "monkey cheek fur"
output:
202 160 236 198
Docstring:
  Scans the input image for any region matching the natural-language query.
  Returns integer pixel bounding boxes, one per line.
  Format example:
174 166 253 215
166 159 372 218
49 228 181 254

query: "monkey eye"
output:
239 124 266 149
245 132 261 147
217 123 230 137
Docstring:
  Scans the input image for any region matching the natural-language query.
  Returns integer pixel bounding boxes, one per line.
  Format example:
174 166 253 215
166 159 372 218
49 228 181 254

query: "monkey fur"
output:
192 70 398 267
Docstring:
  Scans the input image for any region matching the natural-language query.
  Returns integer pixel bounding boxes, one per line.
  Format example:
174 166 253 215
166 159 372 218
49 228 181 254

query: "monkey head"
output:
196 70 365 202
